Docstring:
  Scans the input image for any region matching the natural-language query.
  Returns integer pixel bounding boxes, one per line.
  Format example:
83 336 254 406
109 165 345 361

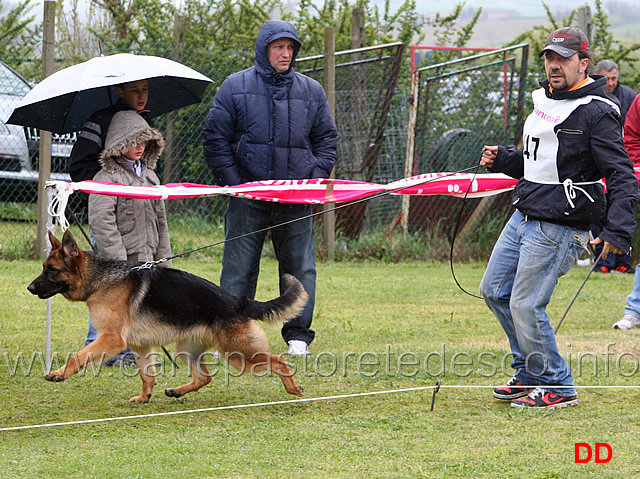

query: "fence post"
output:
577 6 593 44
322 27 336 260
36 1 56 259
402 70 419 235
351 8 365 49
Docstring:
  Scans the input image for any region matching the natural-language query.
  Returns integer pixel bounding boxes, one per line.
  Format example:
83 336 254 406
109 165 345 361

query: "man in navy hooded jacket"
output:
204 20 338 356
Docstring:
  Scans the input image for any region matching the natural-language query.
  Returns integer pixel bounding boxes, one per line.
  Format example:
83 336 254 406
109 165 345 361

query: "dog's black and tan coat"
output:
28 230 308 403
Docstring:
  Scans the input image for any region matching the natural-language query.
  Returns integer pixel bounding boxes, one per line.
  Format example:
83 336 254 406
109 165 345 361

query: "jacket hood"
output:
540 74 609 101
99 110 165 172
255 20 301 79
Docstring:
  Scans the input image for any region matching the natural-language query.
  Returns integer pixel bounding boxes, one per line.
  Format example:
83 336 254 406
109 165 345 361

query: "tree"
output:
289 0 427 54
512 0 640 96
0 0 41 80
90 0 138 42
590 0 640 86
426 2 482 63
183 0 278 50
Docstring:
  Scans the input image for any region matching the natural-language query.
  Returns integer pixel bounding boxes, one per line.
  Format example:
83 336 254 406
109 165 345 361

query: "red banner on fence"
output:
51 172 520 204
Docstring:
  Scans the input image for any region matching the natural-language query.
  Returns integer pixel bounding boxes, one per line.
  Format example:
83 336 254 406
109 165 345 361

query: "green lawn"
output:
0 257 638 478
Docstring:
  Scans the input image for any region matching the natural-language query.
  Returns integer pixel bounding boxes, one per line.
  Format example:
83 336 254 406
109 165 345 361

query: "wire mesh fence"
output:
297 42 406 238
0 41 528 260
405 44 530 259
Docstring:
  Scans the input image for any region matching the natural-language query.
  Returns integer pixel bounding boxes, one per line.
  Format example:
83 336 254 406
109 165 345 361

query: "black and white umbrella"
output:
7 53 213 134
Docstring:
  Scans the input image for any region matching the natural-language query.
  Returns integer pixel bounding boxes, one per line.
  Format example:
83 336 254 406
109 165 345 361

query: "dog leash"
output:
448 154 484 299
554 249 603 334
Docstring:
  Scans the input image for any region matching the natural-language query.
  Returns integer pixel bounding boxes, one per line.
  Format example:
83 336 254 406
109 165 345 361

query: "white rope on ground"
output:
1 384 639 432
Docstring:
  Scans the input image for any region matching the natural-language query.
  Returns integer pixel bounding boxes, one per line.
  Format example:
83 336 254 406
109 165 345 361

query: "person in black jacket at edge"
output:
479 27 639 410
589 59 637 274
69 79 152 184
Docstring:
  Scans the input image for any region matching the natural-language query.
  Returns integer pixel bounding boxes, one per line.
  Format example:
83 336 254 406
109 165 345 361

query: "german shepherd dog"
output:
27 230 308 403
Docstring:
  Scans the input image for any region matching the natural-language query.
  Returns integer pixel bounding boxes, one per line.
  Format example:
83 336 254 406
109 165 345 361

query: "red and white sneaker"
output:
511 387 578 409
493 376 533 400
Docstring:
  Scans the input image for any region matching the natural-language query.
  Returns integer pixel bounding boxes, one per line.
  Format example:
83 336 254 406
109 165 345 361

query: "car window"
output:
0 62 31 96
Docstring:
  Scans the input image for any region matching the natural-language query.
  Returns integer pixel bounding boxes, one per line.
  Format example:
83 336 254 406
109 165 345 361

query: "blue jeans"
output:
84 227 133 362
221 197 316 345
479 210 587 396
624 266 640 318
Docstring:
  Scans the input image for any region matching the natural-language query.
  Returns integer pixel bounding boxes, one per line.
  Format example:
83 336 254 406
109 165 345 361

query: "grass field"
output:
1 256 639 477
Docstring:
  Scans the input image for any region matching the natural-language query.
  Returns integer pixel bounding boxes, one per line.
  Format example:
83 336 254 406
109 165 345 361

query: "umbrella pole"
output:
45 187 55 374
46 299 52 374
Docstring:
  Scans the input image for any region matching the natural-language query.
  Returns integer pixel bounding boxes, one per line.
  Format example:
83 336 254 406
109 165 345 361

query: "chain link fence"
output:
405 44 530 260
0 41 528 260
297 43 405 238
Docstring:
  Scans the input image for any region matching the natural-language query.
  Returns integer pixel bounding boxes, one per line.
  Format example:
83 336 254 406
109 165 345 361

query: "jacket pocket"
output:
117 198 136 235
556 129 588 157
556 129 583 135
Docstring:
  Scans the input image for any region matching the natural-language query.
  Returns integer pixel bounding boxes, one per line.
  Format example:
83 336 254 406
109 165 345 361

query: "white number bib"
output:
522 87 618 184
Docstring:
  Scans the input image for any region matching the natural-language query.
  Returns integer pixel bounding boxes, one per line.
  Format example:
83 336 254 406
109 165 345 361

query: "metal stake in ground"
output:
554 250 603 334
430 380 441 411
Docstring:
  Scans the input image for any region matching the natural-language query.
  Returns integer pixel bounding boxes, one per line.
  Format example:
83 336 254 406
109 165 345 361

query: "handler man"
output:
479 27 638 409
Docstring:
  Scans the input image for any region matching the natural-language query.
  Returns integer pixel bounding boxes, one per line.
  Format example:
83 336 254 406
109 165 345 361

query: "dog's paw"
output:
165 388 183 398
44 372 65 382
291 384 304 397
129 394 151 403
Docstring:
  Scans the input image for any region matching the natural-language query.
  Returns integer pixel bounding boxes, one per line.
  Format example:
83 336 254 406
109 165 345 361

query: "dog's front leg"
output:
44 333 127 382
129 347 157 403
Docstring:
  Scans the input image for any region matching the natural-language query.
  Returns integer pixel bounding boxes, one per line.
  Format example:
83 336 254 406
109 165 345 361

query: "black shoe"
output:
104 353 137 367
493 376 532 400
511 388 578 409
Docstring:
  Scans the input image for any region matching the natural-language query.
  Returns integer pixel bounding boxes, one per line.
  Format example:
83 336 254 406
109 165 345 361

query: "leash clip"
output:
131 262 154 271
131 258 170 272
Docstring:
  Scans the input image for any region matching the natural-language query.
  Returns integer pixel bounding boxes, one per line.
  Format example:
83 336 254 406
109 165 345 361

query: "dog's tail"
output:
245 274 309 326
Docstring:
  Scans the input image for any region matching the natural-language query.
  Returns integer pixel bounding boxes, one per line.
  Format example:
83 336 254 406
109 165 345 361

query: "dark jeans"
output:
221 197 316 345
591 220 632 270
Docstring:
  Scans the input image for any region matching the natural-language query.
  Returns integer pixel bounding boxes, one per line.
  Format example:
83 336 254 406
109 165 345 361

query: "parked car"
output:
0 60 76 201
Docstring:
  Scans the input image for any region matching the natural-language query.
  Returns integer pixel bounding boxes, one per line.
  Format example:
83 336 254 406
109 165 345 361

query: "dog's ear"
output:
47 231 61 250
61 230 80 259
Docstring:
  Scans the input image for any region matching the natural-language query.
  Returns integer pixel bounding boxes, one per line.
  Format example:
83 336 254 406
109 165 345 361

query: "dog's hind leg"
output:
243 353 304 397
44 333 127 382
128 346 158 403
222 321 304 397
164 344 212 399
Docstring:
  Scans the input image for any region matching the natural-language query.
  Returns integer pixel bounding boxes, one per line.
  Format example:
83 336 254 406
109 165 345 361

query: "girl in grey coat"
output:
88 110 172 266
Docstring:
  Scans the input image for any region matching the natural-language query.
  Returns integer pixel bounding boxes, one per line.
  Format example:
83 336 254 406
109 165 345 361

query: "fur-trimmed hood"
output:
99 110 165 172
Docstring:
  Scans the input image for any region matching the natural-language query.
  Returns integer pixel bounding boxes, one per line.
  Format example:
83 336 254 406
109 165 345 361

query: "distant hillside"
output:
421 13 550 48
416 0 639 20
418 6 640 49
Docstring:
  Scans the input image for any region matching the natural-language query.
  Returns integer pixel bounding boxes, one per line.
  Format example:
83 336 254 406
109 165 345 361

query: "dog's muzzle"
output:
27 279 69 299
